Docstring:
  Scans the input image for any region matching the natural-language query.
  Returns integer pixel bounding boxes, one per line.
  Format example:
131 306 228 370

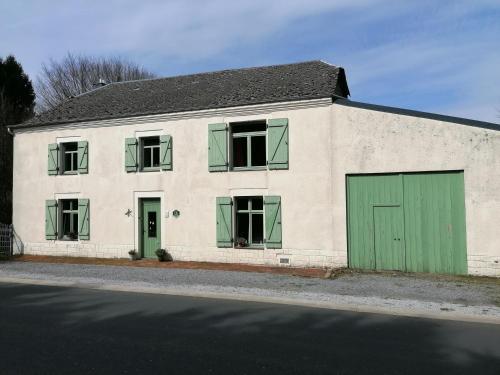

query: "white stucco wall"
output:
331 102 500 276
12 99 500 276
12 100 338 268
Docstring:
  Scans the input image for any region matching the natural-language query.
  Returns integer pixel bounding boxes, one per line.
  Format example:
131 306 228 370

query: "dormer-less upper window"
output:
62 142 78 174
141 136 161 170
47 141 88 175
231 121 267 170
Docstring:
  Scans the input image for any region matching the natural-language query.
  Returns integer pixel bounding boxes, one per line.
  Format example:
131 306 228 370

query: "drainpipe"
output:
6 126 14 136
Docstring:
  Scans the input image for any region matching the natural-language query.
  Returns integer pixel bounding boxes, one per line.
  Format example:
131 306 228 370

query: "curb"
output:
1 276 499 325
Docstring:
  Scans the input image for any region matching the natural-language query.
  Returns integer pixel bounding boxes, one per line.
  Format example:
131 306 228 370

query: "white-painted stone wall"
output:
12 99 500 276
331 102 500 277
13 100 336 269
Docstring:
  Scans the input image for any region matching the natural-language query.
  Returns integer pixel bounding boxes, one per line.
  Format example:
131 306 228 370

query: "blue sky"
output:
1 0 499 123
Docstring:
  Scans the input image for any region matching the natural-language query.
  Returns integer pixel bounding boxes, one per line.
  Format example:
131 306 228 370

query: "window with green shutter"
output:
208 123 228 172
126 136 173 172
48 141 89 175
45 198 90 241
216 197 233 247
267 118 289 170
264 196 282 248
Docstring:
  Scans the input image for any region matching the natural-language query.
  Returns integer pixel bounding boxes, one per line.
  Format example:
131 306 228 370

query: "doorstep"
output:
8 255 328 278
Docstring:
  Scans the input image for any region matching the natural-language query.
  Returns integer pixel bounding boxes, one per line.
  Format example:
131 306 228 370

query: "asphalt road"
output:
0 283 499 375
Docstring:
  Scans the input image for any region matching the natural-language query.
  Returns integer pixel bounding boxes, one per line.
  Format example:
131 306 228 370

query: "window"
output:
231 121 266 169
62 142 78 174
60 199 78 241
141 137 160 170
235 197 264 247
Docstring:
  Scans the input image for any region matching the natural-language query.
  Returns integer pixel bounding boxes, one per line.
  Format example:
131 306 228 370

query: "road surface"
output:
0 282 499 374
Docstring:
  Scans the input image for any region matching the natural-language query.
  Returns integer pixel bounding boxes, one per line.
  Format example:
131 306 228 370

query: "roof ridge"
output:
107 60 336 87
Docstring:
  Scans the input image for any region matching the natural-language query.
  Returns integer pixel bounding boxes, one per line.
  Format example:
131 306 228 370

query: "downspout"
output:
6 126 14 136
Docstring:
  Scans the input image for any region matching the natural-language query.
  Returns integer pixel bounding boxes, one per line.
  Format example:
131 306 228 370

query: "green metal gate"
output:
347 172 467 275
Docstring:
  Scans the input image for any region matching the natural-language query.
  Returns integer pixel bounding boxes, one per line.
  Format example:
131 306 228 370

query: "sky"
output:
1 0 499 123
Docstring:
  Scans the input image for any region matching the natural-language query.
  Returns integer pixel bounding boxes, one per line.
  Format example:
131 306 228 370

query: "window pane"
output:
62 212 71 235
144 148 152 168
237 198 248 211
72 153 78 171
251 213 264 244
232 122 266 133
62 200 71 210
252 198 263 210
251 136 266 166
143 137 159 146
148 211 157 237
152 147 160 167
64 153 73 171
71 213 78 236
233 137 247 167
64 143 77 151
236 212 249 245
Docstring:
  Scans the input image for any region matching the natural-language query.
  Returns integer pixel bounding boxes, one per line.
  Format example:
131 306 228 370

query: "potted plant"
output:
128 249 138 260
155 248 167 262
234 237 248 248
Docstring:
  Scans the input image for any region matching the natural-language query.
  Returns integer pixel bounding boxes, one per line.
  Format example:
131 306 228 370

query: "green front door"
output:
140 199 161 258
347 172 467 275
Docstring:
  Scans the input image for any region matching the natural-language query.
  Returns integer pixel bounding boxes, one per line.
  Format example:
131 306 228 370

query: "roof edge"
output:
334 98 500 131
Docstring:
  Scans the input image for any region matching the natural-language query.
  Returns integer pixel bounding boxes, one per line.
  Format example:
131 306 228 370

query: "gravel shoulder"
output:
1 261 499 321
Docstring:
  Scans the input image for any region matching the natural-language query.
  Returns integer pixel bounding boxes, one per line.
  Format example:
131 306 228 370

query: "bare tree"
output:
36 53 156 111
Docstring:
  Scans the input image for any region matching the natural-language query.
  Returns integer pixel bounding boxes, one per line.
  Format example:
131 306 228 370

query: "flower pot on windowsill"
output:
234 238 248 248
128 250 138 260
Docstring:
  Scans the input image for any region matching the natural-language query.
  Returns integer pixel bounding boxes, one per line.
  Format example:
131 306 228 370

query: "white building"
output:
10 61 500 276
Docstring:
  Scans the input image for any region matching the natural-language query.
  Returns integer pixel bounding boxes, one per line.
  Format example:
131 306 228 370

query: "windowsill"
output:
231 166 267 172
140 167 161 173
55 239 79 242
234 245 264 250
61 171 78 175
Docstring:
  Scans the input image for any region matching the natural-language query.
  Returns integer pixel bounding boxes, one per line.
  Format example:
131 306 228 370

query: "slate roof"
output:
18 60 349 128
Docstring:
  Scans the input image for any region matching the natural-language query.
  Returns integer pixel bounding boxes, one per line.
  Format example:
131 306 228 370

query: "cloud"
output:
1 0 499 122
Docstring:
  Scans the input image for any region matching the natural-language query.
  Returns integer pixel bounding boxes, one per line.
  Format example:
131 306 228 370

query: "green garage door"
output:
347 172 467 275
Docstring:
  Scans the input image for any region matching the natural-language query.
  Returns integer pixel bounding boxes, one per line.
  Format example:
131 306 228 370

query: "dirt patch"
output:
334 267 500 286
7 255 327 278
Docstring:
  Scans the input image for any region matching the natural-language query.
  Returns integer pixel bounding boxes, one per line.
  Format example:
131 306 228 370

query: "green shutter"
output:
48 143 59 175
78 199 90 240
125 138 138 172
216 197 233 247
45 199 58 240
77 141 88 174
267 118 289 170
208 123 228 172
160 134 173 171
264 196 282 248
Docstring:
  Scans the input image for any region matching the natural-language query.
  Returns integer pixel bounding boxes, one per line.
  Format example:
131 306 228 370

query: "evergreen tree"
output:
0 55 35 224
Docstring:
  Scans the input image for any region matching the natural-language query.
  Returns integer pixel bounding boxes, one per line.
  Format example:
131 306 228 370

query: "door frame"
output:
134 191 165 258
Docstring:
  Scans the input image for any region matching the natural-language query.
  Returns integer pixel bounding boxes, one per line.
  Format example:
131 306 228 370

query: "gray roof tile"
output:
21 60 349 128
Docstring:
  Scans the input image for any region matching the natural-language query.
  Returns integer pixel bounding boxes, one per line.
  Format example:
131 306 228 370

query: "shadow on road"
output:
0 283 499 374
